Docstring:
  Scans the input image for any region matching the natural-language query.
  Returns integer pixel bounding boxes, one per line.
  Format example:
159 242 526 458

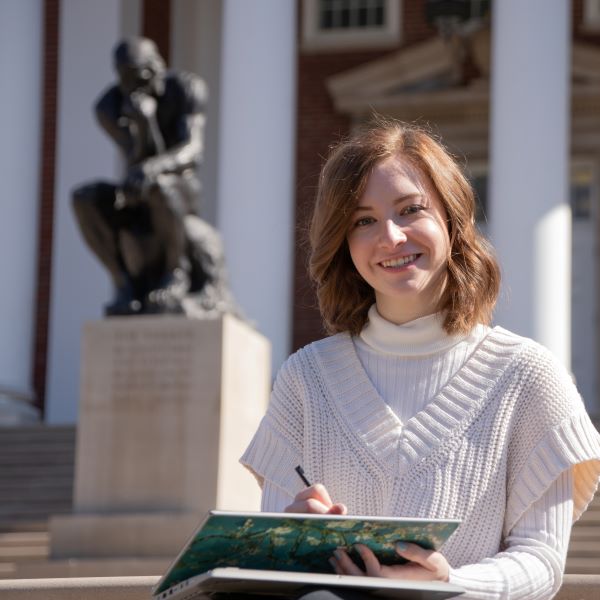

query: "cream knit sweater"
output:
241 309 600 599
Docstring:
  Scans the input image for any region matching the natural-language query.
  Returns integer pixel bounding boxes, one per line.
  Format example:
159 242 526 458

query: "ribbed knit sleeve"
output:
449 469 573 600
504 342 600 536
240 352 307 498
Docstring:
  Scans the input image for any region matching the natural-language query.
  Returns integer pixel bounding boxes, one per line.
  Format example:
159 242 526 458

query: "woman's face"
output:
346 155 451 325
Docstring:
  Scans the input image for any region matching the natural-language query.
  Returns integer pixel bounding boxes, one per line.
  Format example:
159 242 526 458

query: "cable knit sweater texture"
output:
241 310 600 599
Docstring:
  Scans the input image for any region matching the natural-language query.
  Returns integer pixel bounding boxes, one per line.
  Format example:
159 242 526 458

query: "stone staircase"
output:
0 425 74 577
0 424 599 578
0 425 75 527
567 490 600 574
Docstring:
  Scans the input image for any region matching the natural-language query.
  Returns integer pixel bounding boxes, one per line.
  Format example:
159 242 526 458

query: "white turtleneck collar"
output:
358 304 478 357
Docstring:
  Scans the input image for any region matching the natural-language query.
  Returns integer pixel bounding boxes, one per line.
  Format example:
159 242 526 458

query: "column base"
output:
0 393 40 426
49 511 202 559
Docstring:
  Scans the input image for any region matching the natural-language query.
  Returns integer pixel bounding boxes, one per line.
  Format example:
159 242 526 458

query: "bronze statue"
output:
73 37 236 317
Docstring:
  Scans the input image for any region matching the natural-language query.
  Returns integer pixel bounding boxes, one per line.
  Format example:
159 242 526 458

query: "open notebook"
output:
152 510 465 599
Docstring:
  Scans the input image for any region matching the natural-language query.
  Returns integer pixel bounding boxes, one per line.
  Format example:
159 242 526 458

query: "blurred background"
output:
2 0 600 425
0 0 599 579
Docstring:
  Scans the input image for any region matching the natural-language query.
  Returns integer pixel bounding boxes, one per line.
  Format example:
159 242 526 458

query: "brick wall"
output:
142 0 171 66
574 0 600 45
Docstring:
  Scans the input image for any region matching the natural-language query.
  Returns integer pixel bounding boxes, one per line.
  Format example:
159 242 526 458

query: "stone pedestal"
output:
50 314 270 560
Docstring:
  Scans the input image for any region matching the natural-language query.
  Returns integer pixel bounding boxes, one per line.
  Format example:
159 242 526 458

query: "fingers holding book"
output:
330 542 450 582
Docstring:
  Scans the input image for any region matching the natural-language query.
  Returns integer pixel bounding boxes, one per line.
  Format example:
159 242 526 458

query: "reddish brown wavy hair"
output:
309 119 500 336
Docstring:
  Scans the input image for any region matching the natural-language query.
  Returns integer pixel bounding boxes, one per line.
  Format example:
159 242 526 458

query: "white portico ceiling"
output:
327 29 600 156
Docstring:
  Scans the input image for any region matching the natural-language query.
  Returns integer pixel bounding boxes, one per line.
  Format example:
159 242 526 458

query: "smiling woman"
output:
346 155 451 326
309 120 499 337
241 119 600 600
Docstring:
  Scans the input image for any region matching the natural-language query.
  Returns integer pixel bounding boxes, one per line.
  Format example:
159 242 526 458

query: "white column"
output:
0 0 43 423
45 0 124 423
489 1 571 367
171 0 223 226
217 0 297 373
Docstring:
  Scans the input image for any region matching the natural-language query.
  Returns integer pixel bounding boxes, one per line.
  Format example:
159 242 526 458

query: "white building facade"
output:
0 0 598 424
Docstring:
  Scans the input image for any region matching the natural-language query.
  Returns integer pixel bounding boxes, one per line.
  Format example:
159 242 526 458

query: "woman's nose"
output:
380 219 407 247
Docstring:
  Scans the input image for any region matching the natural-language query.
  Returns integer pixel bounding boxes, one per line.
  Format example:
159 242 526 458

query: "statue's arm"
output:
136 74 207 177
141 112 205 177
94 87 135 157
121 74 207 196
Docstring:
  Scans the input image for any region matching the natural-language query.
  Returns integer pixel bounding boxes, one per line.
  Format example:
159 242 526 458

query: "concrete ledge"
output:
0 576 160 600
556 574 600 600
0 574 597 599
7 557 169 579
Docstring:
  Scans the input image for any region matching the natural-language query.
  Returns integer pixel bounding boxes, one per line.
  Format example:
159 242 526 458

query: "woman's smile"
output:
379 253 422 269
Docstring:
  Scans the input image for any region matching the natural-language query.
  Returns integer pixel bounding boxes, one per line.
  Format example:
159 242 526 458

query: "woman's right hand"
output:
284 483 347 515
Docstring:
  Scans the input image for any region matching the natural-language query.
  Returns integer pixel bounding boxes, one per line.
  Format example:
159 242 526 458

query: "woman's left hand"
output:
330 542 449 582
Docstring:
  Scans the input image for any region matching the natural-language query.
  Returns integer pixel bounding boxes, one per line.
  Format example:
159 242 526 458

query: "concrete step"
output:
0 434 75 445
0 477 74 492
0 504 71 518
0 426 75 527
0 486 73 500
0 544 48 562
0 520 48 533
0 532 49 547
568 538 600 555
565 556 600 574
576 510 600 525
570 527 600 540
0 449 75 466
0 465 74 479
0 424 75 438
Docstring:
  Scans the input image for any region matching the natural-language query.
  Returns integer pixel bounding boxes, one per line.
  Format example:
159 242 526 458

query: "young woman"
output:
241 120 600 599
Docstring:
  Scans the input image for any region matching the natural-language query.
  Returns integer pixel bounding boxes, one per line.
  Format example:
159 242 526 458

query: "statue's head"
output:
113 37 166 96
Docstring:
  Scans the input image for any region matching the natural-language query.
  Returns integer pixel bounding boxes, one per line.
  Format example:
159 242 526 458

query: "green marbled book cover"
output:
156 511 460 594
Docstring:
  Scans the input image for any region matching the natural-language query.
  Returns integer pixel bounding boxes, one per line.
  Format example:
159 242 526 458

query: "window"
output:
464 163 489 236
582 0 600 31
471 173 488 225
302 0 402 52
571 164 594 221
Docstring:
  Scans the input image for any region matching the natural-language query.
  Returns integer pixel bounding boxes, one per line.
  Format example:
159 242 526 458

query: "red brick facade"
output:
142 0 172 66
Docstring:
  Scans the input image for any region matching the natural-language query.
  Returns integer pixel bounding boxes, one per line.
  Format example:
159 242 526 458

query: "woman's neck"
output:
359 305 465 357
374 291 442 327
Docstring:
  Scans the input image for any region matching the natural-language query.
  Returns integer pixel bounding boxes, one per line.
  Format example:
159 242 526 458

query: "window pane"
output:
340 7 351 27
471 174 488 223
319 0 335 28
317 0 386 30
571 168 594 220
374 2 385 26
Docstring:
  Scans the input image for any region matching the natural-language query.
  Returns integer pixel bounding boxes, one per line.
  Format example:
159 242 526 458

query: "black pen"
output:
295 465 312 487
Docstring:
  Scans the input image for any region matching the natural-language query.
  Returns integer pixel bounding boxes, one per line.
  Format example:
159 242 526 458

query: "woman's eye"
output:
354 216 375 227
401 204 425 216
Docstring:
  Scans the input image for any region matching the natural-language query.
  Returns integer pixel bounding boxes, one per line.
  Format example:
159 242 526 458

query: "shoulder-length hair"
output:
309 119 500 336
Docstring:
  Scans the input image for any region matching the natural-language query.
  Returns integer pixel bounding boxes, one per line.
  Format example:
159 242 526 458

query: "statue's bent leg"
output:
147 174 191 275
143 174 194 313
72 181 140 315
72 182 124 285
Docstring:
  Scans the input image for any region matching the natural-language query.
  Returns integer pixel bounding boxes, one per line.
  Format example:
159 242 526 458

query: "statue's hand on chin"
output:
123 91 157 121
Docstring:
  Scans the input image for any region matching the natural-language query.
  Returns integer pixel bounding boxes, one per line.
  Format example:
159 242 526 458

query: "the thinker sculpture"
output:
73 37 237 317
